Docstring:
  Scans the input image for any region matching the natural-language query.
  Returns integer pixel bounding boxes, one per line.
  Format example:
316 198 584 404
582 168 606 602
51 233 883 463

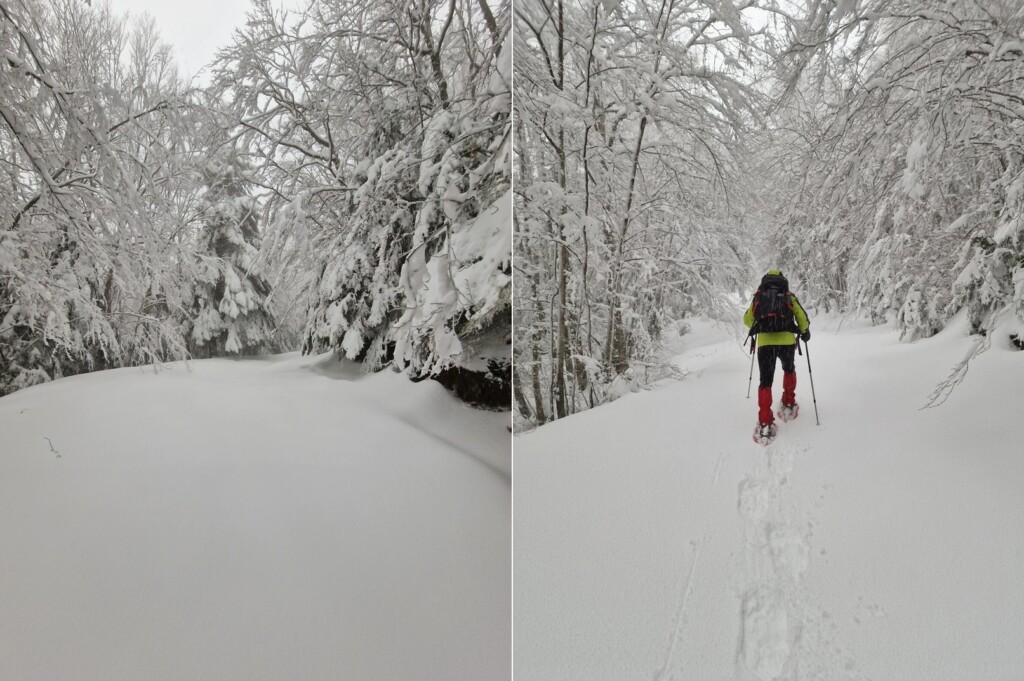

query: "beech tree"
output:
0 0 198 394
769 0 1024 343
513 0 777 424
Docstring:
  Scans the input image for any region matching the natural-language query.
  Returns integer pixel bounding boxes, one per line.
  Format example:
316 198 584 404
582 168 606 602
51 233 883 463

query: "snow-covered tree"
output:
213 0 511 407
0 0 197 394
2 0 511 409
513 0 774 424
768 0 1024 344
189 155 275 357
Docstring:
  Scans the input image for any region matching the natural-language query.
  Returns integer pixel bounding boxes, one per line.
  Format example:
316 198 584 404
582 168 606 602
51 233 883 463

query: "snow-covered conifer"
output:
216 0 511 407
189 156 275 357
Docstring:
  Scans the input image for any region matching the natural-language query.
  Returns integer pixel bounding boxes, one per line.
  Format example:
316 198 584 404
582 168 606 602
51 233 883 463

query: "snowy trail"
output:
0 353 510 681
515 315 1024 680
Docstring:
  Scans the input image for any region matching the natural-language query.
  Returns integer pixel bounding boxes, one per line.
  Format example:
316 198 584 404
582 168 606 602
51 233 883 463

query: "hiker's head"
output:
760 269 789 291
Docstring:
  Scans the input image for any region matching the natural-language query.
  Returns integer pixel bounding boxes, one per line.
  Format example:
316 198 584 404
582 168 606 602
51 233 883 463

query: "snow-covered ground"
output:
515 313 1024 681
0 353 510 681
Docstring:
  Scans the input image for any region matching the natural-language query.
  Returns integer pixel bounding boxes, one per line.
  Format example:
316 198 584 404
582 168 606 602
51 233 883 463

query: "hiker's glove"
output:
800 330 811 342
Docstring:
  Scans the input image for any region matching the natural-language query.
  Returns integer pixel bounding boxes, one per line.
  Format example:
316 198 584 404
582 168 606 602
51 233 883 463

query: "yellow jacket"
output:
744 295 809 346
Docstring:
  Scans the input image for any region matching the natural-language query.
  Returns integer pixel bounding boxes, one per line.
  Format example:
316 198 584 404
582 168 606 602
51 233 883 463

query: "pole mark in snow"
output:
712 452 725 486
654 534 705 681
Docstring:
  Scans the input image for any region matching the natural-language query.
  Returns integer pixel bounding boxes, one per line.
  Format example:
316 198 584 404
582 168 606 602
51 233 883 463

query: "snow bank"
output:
0 354 510 681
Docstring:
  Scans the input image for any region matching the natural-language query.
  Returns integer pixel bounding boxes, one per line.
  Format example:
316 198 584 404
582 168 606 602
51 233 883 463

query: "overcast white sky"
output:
105 0 301 83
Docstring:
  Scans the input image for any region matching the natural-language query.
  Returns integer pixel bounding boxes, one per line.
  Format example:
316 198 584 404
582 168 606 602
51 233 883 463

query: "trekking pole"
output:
746 334 756 398
803 339 820 425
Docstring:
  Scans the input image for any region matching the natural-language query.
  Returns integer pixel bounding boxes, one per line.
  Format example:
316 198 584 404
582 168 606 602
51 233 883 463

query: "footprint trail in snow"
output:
734 445 862 681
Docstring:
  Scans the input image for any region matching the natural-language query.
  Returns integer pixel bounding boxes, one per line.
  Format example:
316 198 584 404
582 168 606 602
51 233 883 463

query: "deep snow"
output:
515 313 1024 681
0 353 510 681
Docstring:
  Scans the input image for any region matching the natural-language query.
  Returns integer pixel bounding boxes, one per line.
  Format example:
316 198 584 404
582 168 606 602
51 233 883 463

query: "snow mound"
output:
0 354 510 681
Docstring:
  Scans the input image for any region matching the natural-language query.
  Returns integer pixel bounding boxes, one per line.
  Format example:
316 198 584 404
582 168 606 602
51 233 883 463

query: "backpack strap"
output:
750 288 762 335
753 288 761 335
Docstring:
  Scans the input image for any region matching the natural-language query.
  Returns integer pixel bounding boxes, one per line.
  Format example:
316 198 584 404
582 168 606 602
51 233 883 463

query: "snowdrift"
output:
0 353 510 681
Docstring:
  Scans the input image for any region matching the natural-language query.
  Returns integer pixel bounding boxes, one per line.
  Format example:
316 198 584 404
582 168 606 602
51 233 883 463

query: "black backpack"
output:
751 273 797 334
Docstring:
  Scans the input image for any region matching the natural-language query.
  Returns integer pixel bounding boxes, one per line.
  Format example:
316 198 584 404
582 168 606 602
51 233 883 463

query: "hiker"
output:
744 269 810 443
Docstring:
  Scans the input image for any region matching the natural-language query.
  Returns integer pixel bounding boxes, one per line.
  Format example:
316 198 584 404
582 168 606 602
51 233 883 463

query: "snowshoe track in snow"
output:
735 445 861 681
736 447 798 679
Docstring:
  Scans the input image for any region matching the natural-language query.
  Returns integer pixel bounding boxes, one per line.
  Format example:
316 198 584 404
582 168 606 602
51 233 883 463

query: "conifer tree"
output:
189 156 275 357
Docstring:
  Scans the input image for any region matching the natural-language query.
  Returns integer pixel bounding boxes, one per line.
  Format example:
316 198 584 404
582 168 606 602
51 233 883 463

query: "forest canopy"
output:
0 0 511 407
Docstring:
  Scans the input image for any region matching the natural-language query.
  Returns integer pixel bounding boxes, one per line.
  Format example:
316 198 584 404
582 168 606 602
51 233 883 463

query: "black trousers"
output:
758 344 795 388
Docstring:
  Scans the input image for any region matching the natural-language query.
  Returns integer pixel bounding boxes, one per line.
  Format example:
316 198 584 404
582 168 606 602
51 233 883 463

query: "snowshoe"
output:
777 402 799 422
753 422 777 446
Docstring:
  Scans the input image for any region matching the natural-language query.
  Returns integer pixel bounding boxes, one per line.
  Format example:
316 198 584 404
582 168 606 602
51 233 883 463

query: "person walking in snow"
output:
744 269 810 444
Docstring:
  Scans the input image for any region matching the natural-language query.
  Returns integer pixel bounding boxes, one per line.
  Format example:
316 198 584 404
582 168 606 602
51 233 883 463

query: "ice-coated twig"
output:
43 437 61 458
922 333 990 409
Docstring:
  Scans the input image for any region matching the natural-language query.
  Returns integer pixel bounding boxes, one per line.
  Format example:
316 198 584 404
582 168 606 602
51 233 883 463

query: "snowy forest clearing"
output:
515 315 1023 680
0 355 510 681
